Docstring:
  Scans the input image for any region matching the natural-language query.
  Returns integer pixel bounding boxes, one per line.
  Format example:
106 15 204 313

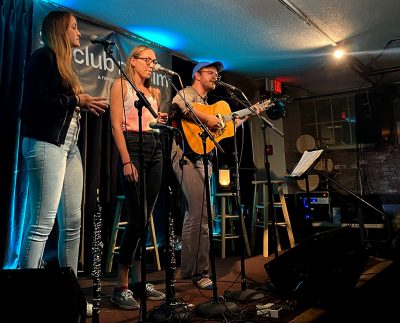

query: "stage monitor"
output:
0 267 87 322
264 227 368 305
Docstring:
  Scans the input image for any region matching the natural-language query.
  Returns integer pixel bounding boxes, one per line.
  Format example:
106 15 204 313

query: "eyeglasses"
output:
200 70 219 79
136 57 158 65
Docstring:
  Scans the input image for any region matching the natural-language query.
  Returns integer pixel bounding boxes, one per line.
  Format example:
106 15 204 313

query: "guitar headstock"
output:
255 98 275 112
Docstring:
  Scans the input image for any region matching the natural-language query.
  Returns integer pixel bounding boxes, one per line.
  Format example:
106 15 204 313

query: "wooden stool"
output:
212 192 251 259
105 195 161 272
250 180 295 257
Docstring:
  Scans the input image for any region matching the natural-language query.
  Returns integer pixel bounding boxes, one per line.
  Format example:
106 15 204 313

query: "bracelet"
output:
123 161 131 167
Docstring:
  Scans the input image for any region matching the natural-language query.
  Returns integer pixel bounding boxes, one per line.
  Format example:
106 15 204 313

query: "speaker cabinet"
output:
355 88 395 145
0 267 86 323
264 227 368 305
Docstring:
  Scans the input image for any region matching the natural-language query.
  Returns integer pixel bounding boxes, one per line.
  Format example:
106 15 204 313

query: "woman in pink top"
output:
109 45 168 309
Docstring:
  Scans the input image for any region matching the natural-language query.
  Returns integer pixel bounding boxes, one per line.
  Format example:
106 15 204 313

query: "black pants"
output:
118 132 163 266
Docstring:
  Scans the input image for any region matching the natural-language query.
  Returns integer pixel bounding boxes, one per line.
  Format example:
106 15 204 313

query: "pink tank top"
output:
122 80 158 132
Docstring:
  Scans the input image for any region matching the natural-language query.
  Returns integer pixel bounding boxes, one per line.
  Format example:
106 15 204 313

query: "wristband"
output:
123 161 131 167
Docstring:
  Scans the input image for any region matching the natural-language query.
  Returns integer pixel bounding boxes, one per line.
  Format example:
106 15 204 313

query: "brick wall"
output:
333 144 400 203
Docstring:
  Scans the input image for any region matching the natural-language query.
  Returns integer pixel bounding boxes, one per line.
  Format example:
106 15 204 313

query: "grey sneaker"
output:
110 289 139 310
146 283 165 301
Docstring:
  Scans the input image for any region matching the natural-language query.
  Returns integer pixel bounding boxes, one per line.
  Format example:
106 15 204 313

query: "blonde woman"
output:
109 45 168 309
19 10 107 315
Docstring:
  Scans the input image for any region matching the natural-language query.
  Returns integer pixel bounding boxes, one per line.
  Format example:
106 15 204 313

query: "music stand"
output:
287 148 326 232
288 148 325 180
287 148 386 248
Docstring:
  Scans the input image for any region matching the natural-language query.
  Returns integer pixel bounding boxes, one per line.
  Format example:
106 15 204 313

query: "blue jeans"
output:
19 113 82 274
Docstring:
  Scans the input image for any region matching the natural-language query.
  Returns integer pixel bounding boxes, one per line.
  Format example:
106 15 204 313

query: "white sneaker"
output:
86 303 93 317
146 283 165 301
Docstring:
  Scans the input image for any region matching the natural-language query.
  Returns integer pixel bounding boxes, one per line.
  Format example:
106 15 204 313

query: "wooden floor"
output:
81 254 271 323
78 252 400 323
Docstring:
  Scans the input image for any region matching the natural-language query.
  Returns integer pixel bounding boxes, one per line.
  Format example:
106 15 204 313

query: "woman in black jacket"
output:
19 11 107 314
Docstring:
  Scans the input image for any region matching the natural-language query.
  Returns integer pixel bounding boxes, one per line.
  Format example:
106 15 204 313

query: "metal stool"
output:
250 180 295 257
105 195 161 272
212 192 251 259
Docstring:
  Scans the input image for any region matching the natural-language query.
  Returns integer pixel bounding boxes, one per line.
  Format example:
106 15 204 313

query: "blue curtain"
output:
0 0 33 268
0 0 170 272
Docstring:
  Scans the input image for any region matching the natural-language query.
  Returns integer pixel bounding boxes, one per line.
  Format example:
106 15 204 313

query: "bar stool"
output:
105 195 161 272
250 180 295 257
212 192 251 259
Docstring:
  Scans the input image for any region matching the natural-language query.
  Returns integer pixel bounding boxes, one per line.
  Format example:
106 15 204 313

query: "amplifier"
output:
296 191 331 222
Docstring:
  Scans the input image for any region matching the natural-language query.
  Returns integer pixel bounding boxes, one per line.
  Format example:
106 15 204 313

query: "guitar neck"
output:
224 99 270 122
225 108 253 122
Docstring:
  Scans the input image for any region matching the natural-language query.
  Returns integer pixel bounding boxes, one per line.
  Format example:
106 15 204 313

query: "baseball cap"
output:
192 61 224 78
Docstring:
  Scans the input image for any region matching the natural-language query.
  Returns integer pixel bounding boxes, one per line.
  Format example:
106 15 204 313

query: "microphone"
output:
149 122 177 132
153 64 179 76
90 35 115 46
215 80 238 91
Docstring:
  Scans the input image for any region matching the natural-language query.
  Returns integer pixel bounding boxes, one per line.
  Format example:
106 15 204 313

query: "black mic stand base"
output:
222 210 265 303
148 301 192 323
224 288 265 303
194 298 240 319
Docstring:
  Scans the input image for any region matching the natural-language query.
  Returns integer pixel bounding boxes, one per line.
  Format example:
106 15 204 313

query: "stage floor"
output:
78 253 399 323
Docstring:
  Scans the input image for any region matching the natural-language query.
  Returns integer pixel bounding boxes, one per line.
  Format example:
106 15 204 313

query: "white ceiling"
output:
53 0 399 95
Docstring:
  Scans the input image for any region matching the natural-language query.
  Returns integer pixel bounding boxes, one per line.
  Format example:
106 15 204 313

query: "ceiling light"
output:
334 49 344 59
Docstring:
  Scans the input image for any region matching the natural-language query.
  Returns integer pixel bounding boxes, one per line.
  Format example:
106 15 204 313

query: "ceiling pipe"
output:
277 0 337 47
365 66 400 76
348 56 376 85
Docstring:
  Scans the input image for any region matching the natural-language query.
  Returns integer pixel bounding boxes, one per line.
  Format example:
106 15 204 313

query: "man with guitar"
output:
170 61 260 289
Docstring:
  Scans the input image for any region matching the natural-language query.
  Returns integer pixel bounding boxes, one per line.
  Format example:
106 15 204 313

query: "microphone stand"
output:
101 44 157 322
165 76 240 318
148 127 190 322
312 169 387 247
225 112 266 302
194 130 241 319
221 90 265 303
225 89 284 260
259 120 280 258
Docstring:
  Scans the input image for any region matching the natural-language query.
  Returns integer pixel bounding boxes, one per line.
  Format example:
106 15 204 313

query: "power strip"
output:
256 303 282 319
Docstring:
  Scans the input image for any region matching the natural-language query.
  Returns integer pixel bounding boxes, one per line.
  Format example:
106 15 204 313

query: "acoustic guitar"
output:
181 99 274 154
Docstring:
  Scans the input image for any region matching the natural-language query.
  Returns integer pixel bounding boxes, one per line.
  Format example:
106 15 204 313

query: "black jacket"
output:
20 46 78 145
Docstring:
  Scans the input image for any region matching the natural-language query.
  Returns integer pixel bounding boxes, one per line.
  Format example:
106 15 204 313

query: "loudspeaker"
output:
264 227 368 305
355 88 395 145
0 267 86 323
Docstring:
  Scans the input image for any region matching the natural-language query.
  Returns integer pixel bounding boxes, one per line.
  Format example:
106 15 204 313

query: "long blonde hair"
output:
124 45 158 102
41 10 82 94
